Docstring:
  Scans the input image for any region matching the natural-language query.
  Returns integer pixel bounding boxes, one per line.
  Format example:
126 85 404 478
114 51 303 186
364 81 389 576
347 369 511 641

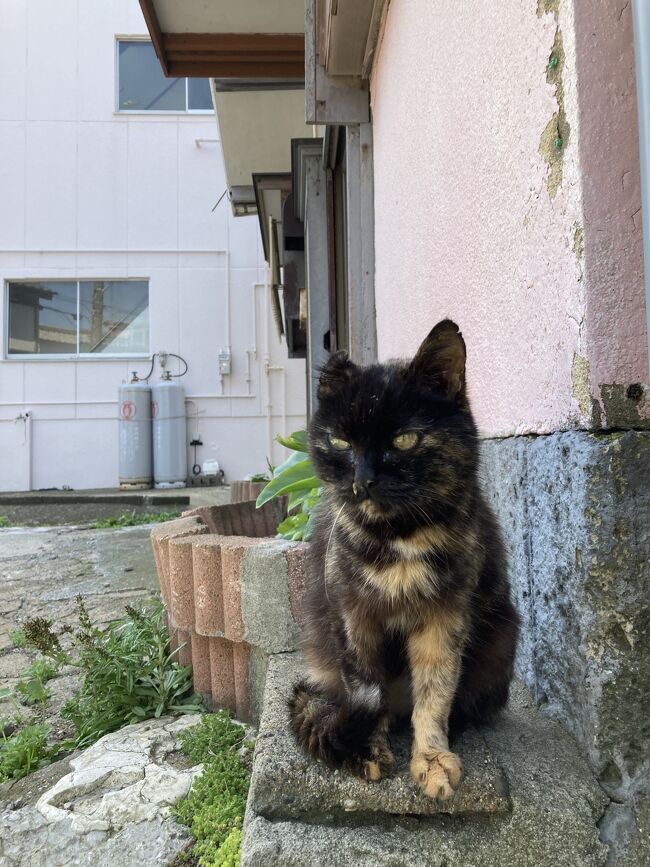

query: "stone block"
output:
188 500 285 538
192 535 227 636
150 516 207 608
242 654 608 867
233 642 252 722
239 541 302 653
176 629 192 668
209 636 236 713
190 632 211 701
481 430 650 807
168 537 196 630
285 542 309 629
220 537 266 642
247 653 510 823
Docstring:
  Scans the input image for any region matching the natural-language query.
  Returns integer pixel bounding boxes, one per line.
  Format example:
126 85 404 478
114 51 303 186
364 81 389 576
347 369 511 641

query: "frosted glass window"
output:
79 281 149 354
117 40 212 112
8 282 78 355
7 281 149 357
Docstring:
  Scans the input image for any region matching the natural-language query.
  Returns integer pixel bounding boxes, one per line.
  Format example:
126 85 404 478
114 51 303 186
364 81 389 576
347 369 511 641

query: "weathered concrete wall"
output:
371 0 648 436
481 430 650 856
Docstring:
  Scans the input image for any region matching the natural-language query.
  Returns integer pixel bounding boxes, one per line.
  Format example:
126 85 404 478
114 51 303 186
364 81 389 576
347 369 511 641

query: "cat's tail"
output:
288 679 383 768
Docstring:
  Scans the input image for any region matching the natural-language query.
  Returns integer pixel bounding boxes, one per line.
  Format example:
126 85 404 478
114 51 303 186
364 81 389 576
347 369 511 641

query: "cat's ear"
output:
409 320 467 402
317 351 357 399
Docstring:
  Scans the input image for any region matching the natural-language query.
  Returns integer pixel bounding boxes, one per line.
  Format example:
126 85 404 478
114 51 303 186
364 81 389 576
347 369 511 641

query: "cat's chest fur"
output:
357 526 448 603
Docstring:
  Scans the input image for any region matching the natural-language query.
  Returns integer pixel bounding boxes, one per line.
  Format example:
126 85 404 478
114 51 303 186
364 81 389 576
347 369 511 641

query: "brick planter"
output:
150 508 308 724
230 480 268 504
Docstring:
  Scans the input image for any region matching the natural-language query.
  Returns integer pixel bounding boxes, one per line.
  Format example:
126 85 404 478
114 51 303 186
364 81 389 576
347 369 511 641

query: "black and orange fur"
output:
289 320 519 800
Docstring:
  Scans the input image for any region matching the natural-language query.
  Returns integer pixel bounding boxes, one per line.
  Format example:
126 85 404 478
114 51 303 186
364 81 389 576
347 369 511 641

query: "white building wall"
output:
0 0 306 492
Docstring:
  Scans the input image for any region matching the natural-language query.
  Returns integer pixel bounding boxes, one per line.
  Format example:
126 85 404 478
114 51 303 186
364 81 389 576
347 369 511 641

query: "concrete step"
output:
242 653 611 866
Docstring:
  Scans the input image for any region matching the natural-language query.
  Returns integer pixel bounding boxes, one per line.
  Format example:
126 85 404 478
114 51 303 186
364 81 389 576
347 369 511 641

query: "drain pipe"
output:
262 274 288 459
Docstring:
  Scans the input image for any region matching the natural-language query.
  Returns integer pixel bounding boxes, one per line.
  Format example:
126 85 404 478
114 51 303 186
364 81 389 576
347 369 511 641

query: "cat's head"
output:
309 320 478 531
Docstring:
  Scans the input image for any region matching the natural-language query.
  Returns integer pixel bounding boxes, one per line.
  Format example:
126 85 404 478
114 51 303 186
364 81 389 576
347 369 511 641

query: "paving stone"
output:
242 653 609 867
248 654 509 823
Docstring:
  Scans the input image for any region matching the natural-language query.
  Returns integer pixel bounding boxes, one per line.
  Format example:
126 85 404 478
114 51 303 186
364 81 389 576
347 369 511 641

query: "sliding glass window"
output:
7 280 150 357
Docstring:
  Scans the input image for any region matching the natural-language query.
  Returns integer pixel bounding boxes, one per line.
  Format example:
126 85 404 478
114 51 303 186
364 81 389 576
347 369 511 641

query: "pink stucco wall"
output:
574 0 648 412
371 0 648 436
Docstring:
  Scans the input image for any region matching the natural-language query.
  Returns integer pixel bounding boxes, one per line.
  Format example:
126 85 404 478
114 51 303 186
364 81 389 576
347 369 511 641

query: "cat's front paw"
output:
410 749 463 800
347 746 395 783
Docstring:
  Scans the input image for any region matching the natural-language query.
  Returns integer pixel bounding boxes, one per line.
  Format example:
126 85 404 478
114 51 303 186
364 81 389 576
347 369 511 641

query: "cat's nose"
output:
352 478 374 499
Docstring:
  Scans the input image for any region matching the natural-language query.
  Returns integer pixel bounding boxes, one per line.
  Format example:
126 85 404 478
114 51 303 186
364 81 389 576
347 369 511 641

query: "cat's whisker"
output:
323 503 346 604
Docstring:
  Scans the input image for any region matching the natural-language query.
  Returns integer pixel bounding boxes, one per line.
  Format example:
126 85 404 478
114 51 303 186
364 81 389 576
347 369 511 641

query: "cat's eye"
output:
328 434 351 451
392 431 420 451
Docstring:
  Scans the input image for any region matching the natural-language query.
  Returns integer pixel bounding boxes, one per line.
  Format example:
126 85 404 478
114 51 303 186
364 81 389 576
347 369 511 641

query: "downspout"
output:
263 272 288 459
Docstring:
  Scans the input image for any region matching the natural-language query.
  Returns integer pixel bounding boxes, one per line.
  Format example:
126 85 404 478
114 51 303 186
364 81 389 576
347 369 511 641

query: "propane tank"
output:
118 374 152 489
152 372 187 488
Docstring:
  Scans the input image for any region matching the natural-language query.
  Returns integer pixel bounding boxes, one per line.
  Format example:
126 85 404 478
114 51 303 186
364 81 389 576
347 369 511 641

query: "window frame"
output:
115 37 214 115
4 278 151 361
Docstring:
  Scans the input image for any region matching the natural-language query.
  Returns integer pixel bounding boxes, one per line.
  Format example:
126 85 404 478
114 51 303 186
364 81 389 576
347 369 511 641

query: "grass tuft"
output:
0 723 51 782
9 629 27 648
89 510 181 529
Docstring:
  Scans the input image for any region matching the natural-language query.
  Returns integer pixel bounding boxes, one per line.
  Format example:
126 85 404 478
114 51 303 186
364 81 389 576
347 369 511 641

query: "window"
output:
7 280 149 357
117 40 212 112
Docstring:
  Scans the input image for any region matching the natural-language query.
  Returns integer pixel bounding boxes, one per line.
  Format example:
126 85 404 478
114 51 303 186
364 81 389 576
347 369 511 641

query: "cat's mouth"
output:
358 499 385 518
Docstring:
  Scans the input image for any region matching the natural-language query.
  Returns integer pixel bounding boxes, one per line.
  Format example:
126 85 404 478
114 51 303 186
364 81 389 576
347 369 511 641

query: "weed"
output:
15 658 59 706
22 597 201 750
0 723 51 781
89 510 181 529
9 629 27 648
174 711 251 867
0 516 9 528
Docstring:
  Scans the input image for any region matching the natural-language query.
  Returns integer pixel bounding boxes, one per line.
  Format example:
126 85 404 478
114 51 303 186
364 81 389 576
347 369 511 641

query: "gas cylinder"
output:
152 374 187 488
118 376 152 489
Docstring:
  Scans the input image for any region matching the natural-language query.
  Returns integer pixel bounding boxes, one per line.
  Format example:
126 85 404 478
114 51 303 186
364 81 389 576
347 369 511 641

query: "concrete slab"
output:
242 654 609 866
248 653 510 822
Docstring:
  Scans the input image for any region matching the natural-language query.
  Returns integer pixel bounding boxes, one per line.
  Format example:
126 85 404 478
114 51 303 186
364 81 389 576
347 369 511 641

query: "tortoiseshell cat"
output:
289 320 519 800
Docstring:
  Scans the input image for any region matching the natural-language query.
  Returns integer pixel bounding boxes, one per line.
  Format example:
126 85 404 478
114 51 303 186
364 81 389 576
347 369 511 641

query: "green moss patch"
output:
174 711 252 867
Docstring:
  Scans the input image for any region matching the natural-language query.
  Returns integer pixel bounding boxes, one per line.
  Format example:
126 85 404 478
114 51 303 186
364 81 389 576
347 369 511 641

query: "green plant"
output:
89 510 182 529
22 597 201 749
0 723 51 781
9 629 27 648
15 658 59 706
0 516 10 528
255 430 322 542
174 711 251 867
